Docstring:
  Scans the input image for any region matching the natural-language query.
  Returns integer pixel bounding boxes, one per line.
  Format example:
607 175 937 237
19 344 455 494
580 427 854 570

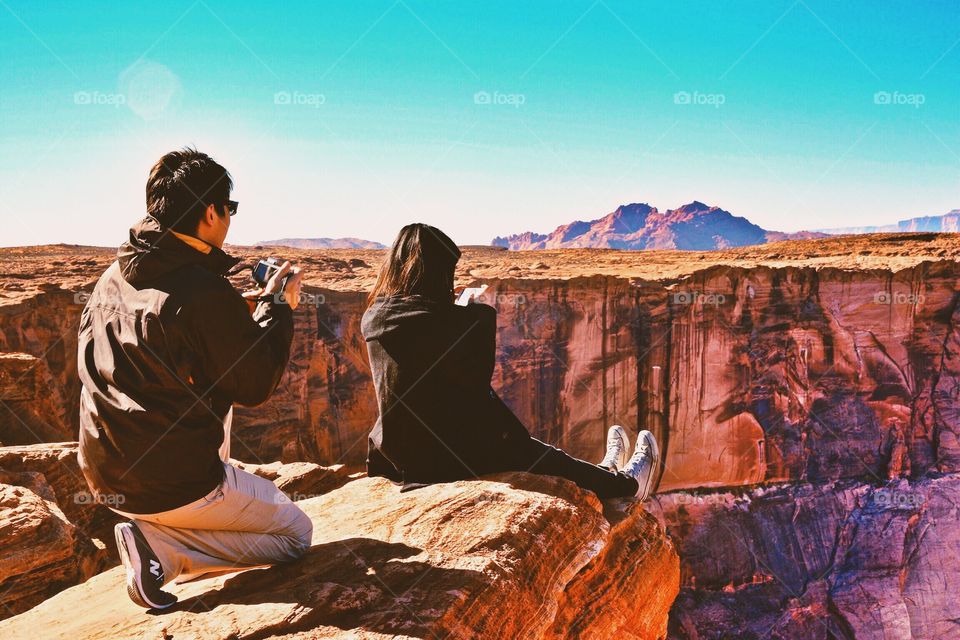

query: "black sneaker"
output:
114 522 178 610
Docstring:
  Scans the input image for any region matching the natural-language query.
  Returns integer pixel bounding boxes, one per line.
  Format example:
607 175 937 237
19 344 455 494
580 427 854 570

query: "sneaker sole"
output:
115 524 174 610
638 430 660 500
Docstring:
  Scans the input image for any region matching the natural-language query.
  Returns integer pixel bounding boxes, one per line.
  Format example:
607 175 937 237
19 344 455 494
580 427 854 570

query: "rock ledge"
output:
1 472 679 639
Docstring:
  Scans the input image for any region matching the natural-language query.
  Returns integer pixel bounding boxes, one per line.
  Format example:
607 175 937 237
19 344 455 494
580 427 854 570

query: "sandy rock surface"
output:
1 473 679 639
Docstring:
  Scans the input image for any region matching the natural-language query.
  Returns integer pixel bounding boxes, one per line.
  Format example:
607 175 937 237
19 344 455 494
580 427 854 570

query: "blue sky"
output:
1 1 958 247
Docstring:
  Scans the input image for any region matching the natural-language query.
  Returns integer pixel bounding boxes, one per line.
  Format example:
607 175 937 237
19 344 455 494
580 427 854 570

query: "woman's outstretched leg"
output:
505 428 660 500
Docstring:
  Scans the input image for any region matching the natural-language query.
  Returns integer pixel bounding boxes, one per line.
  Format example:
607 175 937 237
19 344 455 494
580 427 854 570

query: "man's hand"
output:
263 261 304 311
241 288 263 315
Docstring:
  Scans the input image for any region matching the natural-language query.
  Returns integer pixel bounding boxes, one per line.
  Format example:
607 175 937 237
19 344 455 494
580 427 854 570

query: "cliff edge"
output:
0 472 679 639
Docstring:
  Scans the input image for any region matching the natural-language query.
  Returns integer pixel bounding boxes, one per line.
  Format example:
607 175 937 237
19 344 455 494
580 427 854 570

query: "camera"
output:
252 257 289 291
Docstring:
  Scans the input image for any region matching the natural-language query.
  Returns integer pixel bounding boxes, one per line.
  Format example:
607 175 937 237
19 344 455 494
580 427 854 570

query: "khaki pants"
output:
113 462 313 586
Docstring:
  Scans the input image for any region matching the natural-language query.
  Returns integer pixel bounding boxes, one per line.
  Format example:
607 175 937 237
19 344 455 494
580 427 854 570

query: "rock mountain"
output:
492 201 826 251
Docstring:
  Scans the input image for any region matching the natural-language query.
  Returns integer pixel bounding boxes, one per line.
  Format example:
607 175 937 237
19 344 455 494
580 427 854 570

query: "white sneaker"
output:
599 425 630 472
622 430 660 501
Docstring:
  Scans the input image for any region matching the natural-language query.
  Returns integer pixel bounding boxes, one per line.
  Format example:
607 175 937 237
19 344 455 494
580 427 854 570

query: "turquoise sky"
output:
1 1 958 247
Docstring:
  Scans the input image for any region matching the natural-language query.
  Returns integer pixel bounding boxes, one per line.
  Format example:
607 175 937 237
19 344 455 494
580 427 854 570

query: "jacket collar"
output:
118 216 241 285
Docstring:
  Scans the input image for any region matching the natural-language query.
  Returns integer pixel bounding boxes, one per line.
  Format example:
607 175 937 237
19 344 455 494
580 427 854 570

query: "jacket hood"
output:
361 295 450 342
117 216 241 285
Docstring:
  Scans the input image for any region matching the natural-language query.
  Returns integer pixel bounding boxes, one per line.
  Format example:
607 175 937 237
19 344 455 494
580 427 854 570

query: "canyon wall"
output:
647 475 960 638
3 262 956 494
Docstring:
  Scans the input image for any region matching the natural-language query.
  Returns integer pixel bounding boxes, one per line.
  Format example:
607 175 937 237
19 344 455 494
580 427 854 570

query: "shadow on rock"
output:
170 537 485 638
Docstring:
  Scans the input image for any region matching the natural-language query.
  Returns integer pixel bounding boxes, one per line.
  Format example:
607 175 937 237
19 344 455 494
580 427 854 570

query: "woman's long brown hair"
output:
368 223 461 305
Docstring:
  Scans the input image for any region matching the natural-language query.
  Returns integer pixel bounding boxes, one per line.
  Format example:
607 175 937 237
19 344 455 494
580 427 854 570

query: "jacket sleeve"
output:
185 281 294 406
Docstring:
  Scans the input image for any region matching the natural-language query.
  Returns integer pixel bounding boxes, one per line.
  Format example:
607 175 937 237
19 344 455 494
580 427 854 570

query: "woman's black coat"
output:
361 295 530 487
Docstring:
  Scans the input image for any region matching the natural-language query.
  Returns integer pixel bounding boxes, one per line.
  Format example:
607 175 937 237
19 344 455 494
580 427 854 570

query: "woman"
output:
362 223 659 500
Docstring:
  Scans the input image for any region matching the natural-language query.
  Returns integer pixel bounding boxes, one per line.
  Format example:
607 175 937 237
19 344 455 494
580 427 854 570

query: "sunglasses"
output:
226 200 239 216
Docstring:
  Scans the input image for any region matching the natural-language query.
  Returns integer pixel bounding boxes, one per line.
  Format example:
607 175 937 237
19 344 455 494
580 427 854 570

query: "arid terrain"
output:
2 231 960 638
2 231 958 298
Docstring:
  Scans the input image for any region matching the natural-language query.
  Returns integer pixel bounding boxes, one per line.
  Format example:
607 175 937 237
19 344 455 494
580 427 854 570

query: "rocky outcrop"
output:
647 474 960 639
0 442 120 543
0 469 109 619
232 458 356 499
0 287 86 444
0 473 679 639
0 443 354 616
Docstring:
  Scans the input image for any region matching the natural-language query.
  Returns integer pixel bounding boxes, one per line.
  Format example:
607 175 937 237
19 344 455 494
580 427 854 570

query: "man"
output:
78 148 310 610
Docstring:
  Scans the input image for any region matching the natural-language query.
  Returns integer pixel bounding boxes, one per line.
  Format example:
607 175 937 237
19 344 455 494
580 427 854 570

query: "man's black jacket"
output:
77 216 293 514
362 295 530 487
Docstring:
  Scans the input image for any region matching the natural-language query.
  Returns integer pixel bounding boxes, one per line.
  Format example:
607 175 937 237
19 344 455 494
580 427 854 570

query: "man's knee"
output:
286 506 313 558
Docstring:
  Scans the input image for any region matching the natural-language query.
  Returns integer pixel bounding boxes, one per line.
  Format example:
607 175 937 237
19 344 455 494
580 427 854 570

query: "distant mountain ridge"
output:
492 201 825 251
815 210 960 235
257 237 386 250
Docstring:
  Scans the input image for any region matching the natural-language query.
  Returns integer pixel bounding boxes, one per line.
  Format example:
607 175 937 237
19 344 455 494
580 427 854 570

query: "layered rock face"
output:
0 287 84 444
0 473 679 639
224 261 960 493
0 467 109 618
2 244 957 492
647 475 960 639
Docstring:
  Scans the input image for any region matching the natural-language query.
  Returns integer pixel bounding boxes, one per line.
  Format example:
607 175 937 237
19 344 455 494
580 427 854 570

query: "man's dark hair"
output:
146 147 233 234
